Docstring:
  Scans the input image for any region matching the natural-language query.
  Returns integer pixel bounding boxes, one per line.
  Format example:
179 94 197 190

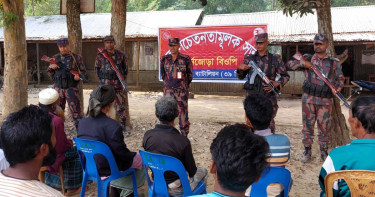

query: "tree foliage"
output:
17 0 375 17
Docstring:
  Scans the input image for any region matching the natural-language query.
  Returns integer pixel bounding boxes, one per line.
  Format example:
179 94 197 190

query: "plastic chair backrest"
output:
324 170 375 197
74 137 122 179
74 137 138 197
250 167 291 197
139 150 203 197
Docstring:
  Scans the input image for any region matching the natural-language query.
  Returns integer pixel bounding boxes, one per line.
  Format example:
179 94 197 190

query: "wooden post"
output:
296 44 299 53
36 42 40 84
136 40 140 87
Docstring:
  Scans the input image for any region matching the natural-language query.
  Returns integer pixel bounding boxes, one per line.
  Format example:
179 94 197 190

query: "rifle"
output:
97 47 130 93
41 55 88 82
293 52 351 109
248 60 281 96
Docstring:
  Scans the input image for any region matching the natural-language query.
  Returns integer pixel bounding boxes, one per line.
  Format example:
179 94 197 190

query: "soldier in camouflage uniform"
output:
287 33 344 162
47 38 87 128
95 35 129 136
160 37 193 136
237 33 290 133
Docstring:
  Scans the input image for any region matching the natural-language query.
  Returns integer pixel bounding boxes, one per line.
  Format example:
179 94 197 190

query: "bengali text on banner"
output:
158 25 267 82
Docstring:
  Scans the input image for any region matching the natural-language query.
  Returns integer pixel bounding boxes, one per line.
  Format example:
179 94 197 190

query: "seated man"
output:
77 85 143 197
0 105 63 196
193 124 269 197
243 94 291 197
38 88 83 195
319 96 375 197
143 95 208 196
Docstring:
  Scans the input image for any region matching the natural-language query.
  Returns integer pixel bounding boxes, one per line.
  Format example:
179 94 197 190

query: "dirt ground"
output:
0 88 351 197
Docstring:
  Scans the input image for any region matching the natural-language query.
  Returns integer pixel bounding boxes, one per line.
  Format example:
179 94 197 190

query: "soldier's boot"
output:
320 144 329 162
300 146 312 163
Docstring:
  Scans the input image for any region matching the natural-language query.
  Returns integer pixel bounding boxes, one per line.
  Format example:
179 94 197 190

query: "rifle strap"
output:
101 50 122 78
69 52 81 74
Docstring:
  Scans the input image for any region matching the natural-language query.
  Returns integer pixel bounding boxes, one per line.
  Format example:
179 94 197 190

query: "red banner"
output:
159 25 267 82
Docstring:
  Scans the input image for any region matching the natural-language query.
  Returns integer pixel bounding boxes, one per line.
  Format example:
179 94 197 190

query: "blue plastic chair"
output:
250 166 292 197
139 150 206 197
73 137 138 197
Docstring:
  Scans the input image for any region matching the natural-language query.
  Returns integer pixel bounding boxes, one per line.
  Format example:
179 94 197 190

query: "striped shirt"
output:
0 171 64 197
255 129 291 167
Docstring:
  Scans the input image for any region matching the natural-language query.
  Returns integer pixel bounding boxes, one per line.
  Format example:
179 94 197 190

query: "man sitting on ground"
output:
143 95 208 196
77 85 143 197
38 88 82 195
243 94 291 197
319 96 375 197
193 123 269 197
0 105 63 196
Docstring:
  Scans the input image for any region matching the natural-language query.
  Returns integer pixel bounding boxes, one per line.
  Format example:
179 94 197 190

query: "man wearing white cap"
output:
38 88 82 195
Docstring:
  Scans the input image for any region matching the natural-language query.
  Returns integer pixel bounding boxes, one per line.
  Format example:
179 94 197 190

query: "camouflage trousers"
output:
246 91 278 133
114 88 127 130
301 102 332 147
54 86 82 128
164 88 190 136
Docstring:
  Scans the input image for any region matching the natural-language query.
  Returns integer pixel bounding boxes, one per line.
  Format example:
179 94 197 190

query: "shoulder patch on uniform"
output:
329 56 340 62
179 53 190 58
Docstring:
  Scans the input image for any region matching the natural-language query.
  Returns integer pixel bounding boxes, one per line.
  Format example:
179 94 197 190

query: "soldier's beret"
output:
104 35 115 42
255 33 268 43
168 37 180 46
57 37 69 46
313 33 328 44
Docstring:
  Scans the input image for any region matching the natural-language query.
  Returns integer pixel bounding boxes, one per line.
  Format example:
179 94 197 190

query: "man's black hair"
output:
244 94 274 130
0 105 53 166
210 123 269 192
351 96 375 133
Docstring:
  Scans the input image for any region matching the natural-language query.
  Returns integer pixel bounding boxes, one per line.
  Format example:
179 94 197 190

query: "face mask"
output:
42 143 57 166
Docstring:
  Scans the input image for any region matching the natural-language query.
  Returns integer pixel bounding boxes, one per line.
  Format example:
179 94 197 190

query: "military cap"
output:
313 33 328 44
255 33 268 43
168 37 180 46
57 37 69 46
104 35 115 42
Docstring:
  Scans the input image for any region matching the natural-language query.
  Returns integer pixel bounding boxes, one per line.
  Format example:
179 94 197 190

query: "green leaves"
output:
1 10 19 29
279 0 317 17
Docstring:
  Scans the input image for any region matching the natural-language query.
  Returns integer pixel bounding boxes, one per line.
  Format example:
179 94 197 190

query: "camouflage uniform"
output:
287 34 344 156
237 33 290 133
95 36 128 131
161 38 193 136
47 38 87 128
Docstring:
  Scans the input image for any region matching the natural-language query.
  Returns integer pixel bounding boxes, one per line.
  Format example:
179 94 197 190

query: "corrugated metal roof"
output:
201 5 375 43
0 9 203 41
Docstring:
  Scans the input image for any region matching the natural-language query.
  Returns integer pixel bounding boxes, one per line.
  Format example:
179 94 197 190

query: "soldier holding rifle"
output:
95 35 130 137
287 33 345 162
47 37 87 129
237 33 290 133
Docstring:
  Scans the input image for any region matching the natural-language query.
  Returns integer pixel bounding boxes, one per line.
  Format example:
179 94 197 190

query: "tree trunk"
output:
1 0 28 120
316 0 351 148
111 0 132 129
66 0 84 114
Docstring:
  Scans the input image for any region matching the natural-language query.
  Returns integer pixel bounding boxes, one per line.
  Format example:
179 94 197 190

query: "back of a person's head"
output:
210 123 269 192
244 94 274 130
0 105 53 166
351 96 375 133
155 95 179 124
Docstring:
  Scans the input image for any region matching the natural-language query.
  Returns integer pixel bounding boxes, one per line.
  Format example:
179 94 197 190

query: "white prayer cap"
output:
39 88 59 105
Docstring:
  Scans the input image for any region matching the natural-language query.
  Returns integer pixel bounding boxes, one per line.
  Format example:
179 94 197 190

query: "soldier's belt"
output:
302 81 333 98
